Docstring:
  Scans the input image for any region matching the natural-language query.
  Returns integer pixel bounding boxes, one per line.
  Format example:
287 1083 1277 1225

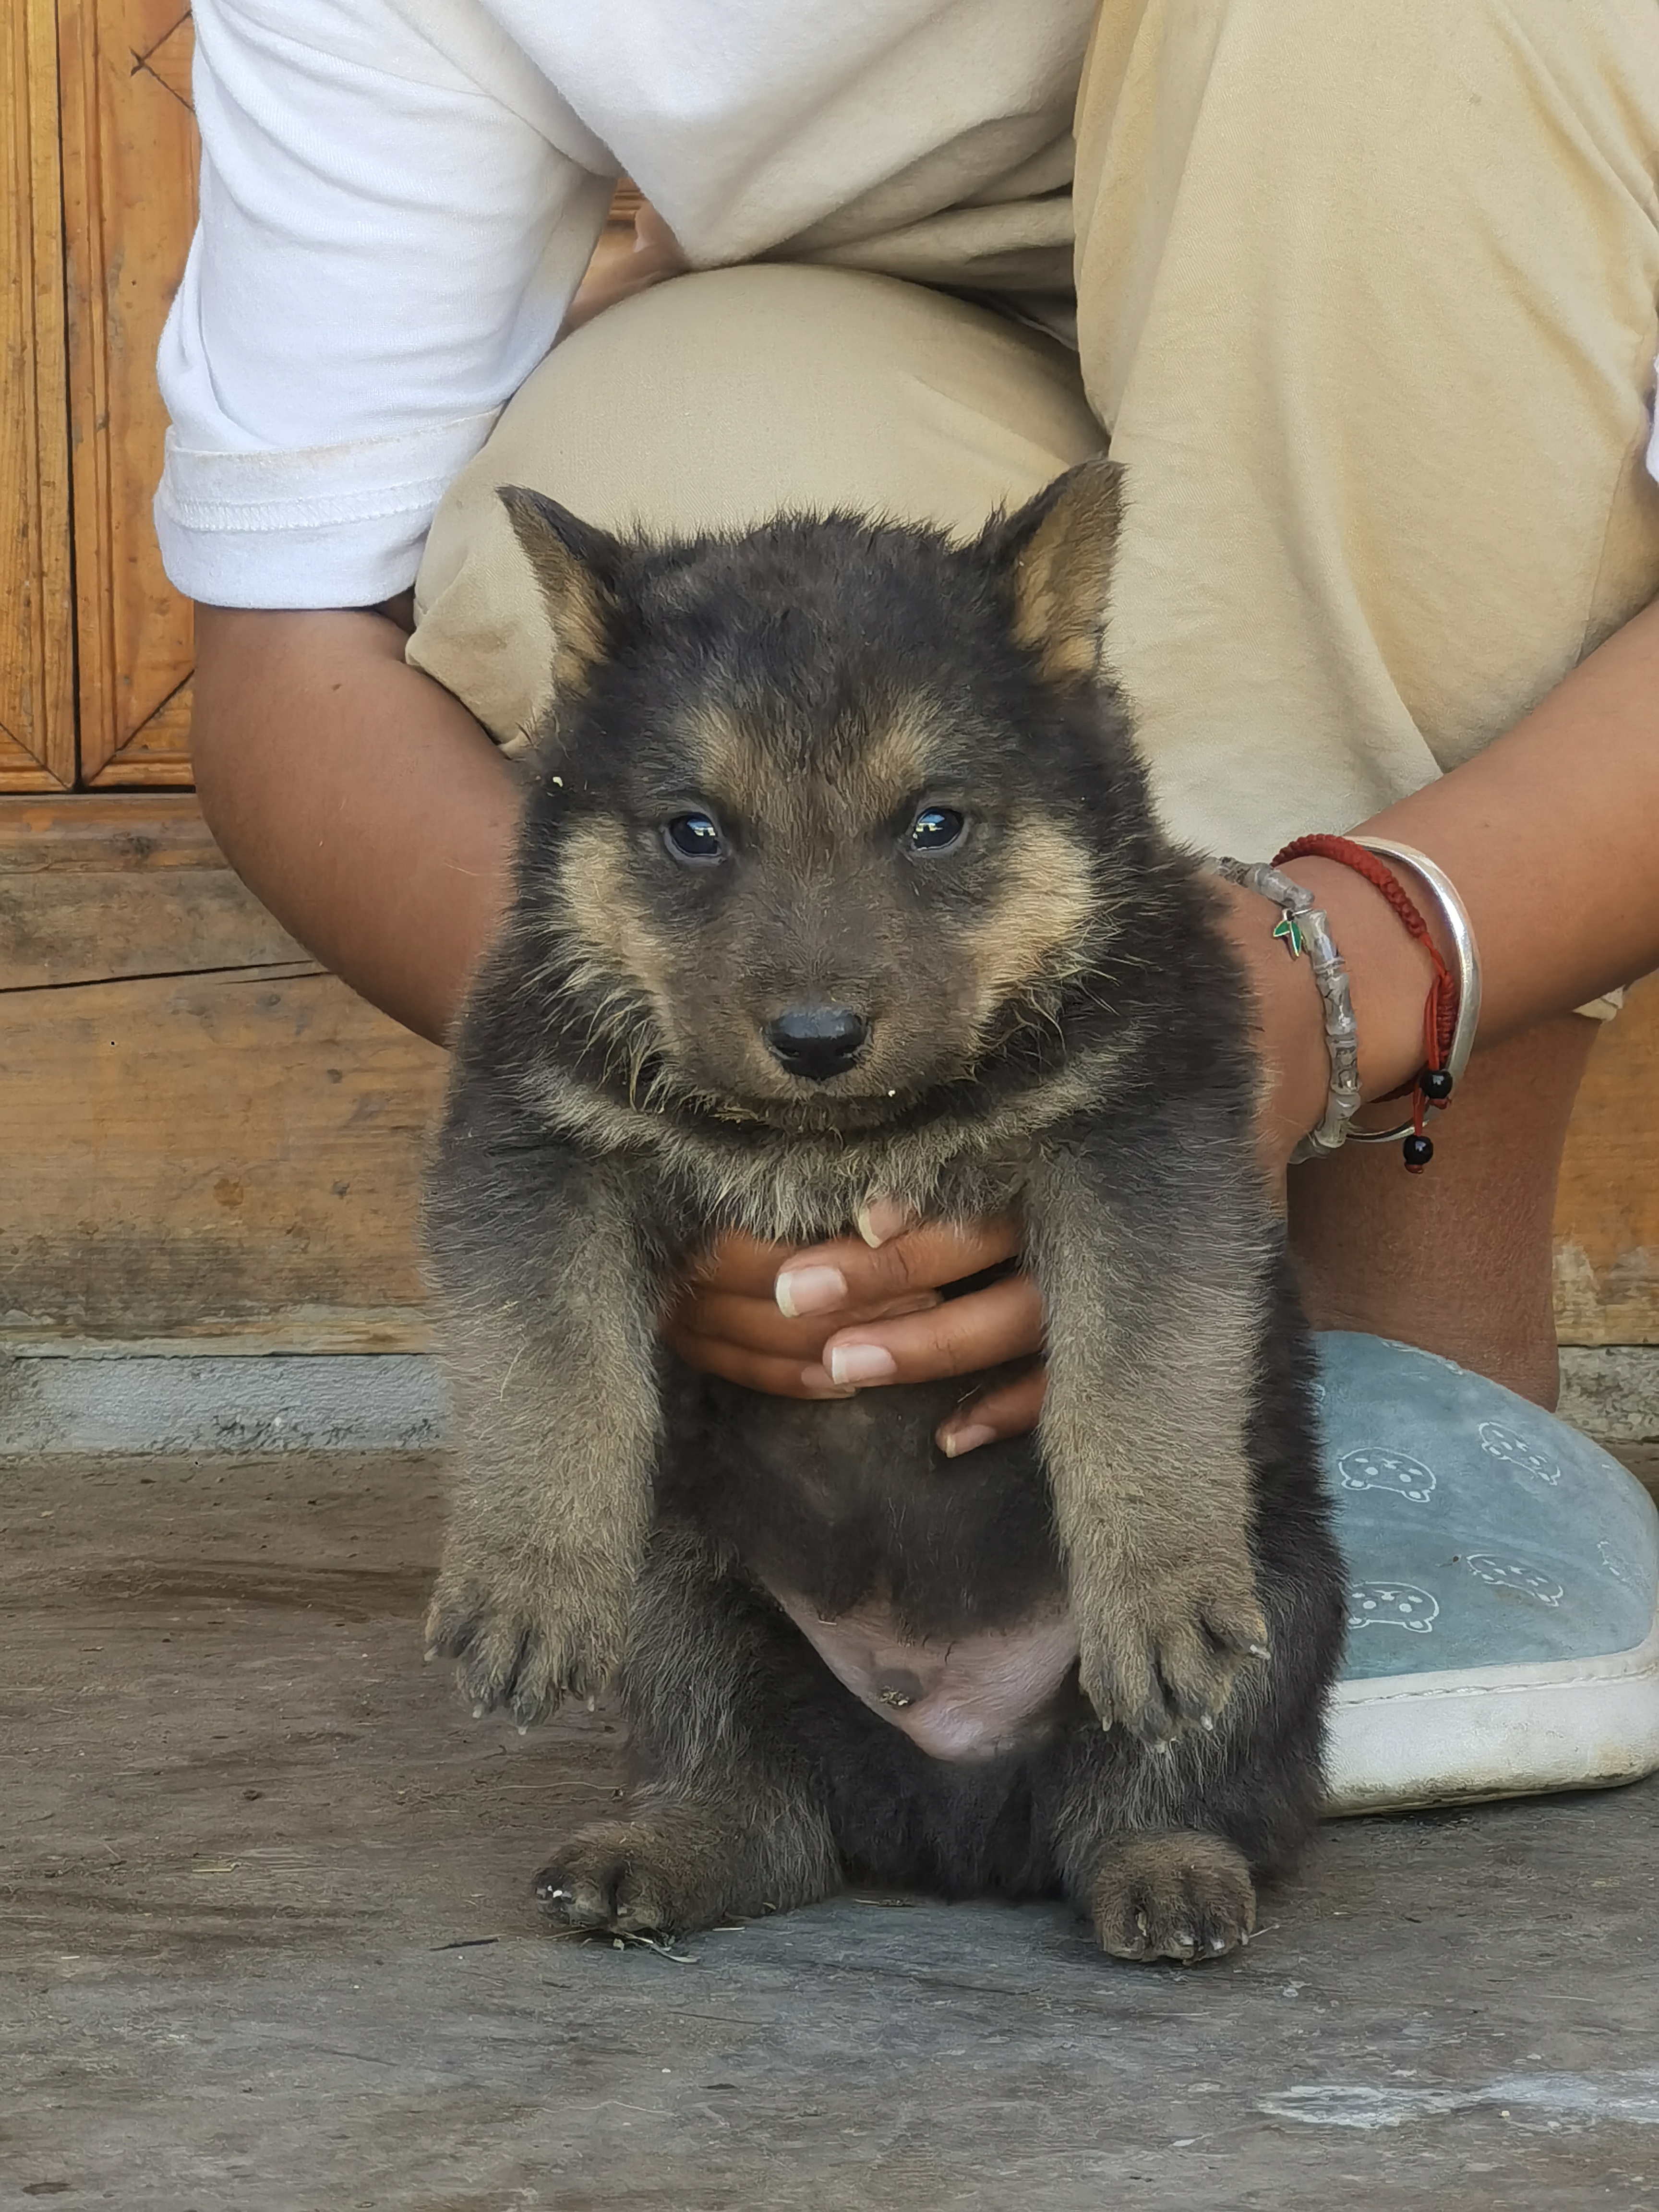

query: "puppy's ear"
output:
987 458 1122 686
498 485 625 696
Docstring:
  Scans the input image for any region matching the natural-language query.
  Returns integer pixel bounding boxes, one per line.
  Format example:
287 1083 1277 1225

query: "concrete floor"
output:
3 1451 1657 2212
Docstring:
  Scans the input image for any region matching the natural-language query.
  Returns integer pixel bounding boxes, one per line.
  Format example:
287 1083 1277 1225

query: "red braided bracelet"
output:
1271 834 1460 1173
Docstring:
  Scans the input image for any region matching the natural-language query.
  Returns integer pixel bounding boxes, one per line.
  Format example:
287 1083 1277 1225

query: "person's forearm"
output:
191 603 522 1044
1237 595 1659 1157
191 583 1659 1088
1363 592 1659 1026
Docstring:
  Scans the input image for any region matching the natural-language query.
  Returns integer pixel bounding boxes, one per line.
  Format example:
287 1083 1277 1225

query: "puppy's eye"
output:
905 806 966 855
664 813 723 864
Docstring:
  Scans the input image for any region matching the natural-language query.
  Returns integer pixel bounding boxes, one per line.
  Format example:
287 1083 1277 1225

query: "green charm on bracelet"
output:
1272 911 1308 958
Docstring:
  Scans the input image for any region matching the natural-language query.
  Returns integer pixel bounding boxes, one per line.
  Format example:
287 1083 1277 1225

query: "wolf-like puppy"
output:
424 461 1346 1961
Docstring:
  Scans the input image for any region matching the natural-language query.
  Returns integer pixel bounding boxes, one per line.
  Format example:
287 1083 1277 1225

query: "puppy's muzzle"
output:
763 1005 870 1082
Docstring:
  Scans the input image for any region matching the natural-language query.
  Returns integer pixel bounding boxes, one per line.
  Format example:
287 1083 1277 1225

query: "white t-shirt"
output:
155 0 1096 609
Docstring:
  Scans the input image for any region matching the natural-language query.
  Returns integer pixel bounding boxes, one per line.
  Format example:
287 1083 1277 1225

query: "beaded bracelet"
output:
1216 857 1362 1164
1273 835 1482 1172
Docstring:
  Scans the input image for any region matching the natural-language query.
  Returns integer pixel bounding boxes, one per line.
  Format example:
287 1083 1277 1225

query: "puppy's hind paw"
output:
535 1818 730 1940
1090 1832 1255 1965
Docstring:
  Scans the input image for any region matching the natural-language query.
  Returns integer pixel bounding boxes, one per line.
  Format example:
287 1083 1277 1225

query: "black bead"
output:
1420 1068 1455 1104
1403 1133 1434 1171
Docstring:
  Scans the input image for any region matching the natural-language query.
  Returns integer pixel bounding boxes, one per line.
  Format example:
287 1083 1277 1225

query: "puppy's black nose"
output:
763 1005 869 1081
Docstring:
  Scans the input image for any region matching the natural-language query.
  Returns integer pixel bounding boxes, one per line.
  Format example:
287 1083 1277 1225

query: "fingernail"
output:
856 1197 913 1248
775 1264 847 1318
827 1343 898 1386
801 1364 857 1398
939 1421 997 1459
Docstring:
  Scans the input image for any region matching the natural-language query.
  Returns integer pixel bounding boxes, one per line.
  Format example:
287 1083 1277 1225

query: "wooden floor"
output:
5 1446 1659 2211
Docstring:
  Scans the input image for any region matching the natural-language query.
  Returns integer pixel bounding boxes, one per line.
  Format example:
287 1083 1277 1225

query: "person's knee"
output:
410 264 1101 728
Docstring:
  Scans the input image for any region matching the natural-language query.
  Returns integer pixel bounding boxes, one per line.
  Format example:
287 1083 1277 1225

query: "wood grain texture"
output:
0 796 444 1352
0 0 75 791
0 795 1653 1349
0 794 304 988
58 0 199 788
1553 974 1659 1347
0 962 445 1351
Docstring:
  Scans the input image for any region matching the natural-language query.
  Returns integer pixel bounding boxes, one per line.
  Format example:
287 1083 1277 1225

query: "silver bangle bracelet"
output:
1339 837 1482 1147
1217 857 1362 1163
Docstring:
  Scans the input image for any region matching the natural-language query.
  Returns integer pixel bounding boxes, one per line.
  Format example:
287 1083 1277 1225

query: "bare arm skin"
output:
191 593 1659 1435
191 600 520 1045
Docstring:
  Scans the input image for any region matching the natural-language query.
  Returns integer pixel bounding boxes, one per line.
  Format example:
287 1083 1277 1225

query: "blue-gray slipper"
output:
1317 1331 1659 1813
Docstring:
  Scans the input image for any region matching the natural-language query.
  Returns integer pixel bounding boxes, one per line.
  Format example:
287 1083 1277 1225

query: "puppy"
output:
424 462 1346 1962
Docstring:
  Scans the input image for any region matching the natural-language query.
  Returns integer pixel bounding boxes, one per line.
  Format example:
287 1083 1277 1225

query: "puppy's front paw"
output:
424 1550 630 1728
1074 1553 1268 1744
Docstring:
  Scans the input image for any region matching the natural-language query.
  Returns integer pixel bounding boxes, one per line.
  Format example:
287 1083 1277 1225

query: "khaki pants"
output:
410 0 1659 871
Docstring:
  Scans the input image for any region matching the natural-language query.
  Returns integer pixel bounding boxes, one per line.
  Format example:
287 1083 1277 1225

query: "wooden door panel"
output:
0 0 75 791
59 0 198 787
1555 975 1659 1346
0 796 445 1353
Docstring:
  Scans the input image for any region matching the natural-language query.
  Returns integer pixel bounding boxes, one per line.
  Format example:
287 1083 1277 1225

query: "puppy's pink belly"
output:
769 1587 1078 1762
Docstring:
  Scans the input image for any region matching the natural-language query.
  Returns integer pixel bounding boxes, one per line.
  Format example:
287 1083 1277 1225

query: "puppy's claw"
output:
424 1557 630 1723
1093 1834 1257 1966
1075 1563 1268 1743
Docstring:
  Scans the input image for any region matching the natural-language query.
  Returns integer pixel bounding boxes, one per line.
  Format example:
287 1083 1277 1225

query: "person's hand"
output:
663 1202 1046 1457
562 201 688 334
666 871 1335 1454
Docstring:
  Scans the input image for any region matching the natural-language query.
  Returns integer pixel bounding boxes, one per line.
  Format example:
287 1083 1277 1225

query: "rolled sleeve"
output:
156 0 614 608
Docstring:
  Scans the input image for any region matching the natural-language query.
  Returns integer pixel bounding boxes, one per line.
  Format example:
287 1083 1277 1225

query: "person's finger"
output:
818 1271 1044 1389
685 1229 797 1298
663 1321 855 1400
774 1213 1022 1320
671 1287 829 1363
935 1363 1048 1456
672 1286 942 1362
